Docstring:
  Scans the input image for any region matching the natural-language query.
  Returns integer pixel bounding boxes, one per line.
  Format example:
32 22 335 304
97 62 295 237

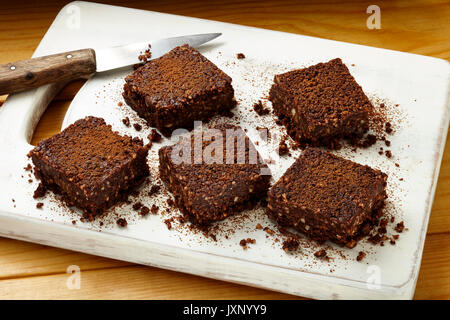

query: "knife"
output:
0 33 221 96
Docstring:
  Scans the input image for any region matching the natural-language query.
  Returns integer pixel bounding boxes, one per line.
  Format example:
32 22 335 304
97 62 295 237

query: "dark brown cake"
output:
30 116 149 217
269 58 374 149
159 124 271 225
267 147 387 248
123 44 236 136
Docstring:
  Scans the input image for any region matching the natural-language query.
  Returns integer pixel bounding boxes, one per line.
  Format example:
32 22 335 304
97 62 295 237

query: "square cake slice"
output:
159 124 271 225
269 58 373 148
30 116 149 217
267 147 387 248
123 44 236 136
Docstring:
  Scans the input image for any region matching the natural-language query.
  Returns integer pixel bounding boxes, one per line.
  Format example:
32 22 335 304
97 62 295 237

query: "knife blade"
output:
0 33 221 95
95 33 221 72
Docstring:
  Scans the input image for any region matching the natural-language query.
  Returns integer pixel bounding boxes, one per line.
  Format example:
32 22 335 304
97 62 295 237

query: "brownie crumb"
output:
132 202 143 211
253 100 270 116
164 218 173 230
133 123 142 131
239 238 255 249
138 45 152 63
278 137 290 156
395 163 400 167
314 249 327 259
385 140 391 147
385 122 393 134
282 237 299 252
263 227 275 235
24 164 32 171
28 179 33 183
122 117 130 127
72 220 76 225
148 129 162 143
118 102 123 107
117 218 128 227
140 206 150 216
356 251 366 261
236 53 246 59
148 184 161 197
36 202 44 209
395 221 405 233
150 204 159 214
255 223 263 230
33 183 46 199
385 150 392 158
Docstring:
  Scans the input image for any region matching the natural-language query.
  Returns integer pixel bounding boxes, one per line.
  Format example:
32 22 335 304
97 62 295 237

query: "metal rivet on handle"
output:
66 54 73 59
10 65 16 70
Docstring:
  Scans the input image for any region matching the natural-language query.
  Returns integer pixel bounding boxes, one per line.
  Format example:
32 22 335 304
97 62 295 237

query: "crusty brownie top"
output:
31 116 145 187
269 147 386 227
273 58 373 126
124 44 232 107
159 125 269 212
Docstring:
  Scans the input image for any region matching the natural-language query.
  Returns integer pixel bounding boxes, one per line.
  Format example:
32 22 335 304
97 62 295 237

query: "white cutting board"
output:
0 1 449 299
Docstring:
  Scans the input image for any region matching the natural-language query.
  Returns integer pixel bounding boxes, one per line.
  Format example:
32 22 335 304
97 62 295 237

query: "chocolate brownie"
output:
267 147 387 248
269 58 374 148
30 116 149 217
159 124 271 225
123 44 236 136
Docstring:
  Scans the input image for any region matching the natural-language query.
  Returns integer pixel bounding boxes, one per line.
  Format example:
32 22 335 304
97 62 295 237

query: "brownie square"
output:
159 124 271 225
30 116 149 217
123 44 236 136
269 58 373 148
267 147 387 248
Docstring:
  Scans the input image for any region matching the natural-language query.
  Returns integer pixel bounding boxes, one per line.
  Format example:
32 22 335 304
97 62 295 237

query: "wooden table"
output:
0 0 449 300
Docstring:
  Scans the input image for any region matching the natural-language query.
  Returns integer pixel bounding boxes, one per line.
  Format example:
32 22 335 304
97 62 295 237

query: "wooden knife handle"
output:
0 49 96 95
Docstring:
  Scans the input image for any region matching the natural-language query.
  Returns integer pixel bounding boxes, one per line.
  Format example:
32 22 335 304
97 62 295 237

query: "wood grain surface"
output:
0 0 449 300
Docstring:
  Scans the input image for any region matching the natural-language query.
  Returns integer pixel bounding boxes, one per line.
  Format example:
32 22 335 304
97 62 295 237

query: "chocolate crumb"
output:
253 100 270 116
164 218 173 230
133 123 142 131
356 251 366 261
314 249 327 259
239 238 255 249
236 53 246 59
395 221 405 233
122 117 130 127
278 137 290 156
282 237 299 252
148 184 161 197
24 164 32 171
385 150 392 158
118 102 123 107
255 223 263 230
132 202 143 211
36 202 44 209
385 122 393 134
150 204 159 214
140 206 150 216
116 218 127 227
263 227 274 235
148 129 162 143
